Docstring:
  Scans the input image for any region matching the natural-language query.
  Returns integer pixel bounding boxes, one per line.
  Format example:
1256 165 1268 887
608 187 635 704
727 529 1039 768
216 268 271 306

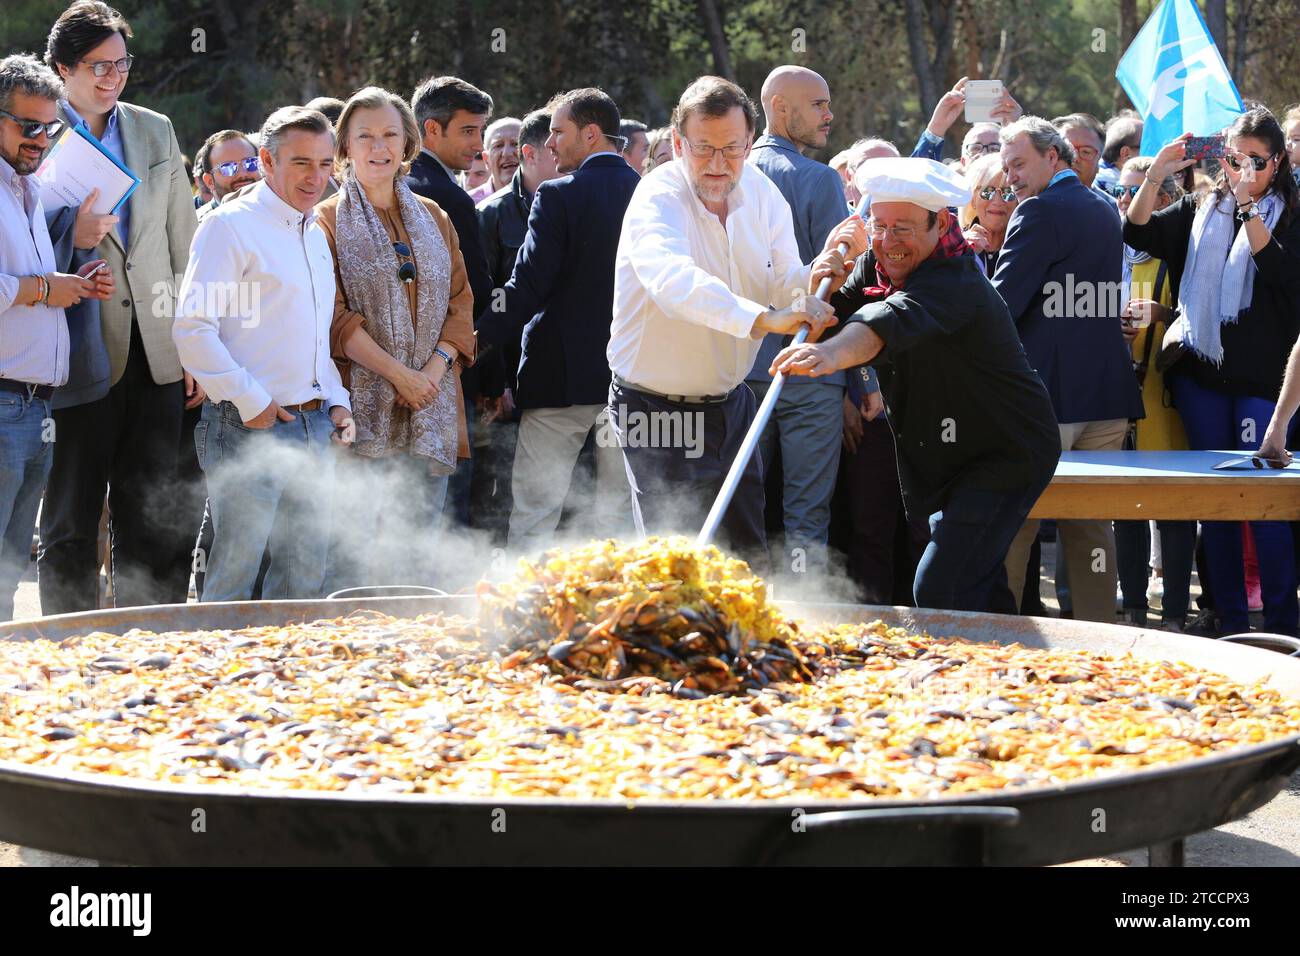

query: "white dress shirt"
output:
608 159 808 396
0 156 68 386
173 180 348 421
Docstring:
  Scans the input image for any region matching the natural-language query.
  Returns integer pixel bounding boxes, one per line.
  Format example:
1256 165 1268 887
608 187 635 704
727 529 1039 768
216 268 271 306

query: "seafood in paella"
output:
0 538 1297 801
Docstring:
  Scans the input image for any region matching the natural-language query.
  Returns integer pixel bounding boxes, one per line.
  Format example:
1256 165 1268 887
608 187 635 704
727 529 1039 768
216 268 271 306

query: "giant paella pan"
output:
0 538 1297 866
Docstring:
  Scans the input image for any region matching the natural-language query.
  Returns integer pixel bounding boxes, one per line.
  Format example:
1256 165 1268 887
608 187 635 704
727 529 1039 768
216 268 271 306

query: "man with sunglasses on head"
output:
194 129 260 220
0 53 116 621
38 1 199 614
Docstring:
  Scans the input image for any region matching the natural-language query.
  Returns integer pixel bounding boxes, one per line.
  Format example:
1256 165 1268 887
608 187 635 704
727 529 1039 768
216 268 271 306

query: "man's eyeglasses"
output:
867 220 924 241
81 55 135 77
680 136 749 161
393 241 416 284
1109 184 1141 198
1074 146 1100 161
977 185 1017 202
214 157 259 177
964 141 1000 157
0 108 65 141
1224 152 1275 172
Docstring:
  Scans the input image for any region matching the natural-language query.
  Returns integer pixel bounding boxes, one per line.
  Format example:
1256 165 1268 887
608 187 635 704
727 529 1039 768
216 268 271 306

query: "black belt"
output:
611 373 734 405
0 379 54 401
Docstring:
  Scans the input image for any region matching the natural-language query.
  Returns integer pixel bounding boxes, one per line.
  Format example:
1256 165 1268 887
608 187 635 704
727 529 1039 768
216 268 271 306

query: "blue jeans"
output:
750 380 843 575
0 392 52 621
1170 374 1298 635
324 452 449 594
194 401 337 602
915 474 1054 615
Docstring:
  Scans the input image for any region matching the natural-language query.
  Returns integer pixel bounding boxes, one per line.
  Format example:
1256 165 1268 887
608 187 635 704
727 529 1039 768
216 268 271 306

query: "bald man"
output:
743 65 852 581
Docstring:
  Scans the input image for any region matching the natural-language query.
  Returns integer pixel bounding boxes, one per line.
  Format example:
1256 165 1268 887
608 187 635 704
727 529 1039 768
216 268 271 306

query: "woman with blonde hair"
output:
958 152 1017 277
642 126 674 175
316 86 475 589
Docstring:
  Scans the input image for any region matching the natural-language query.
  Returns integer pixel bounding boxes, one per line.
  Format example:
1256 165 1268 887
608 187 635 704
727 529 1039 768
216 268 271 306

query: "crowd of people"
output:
2 1 1300 637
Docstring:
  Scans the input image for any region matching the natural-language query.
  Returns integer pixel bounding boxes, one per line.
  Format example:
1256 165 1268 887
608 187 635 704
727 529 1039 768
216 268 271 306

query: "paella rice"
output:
1 605 1297 800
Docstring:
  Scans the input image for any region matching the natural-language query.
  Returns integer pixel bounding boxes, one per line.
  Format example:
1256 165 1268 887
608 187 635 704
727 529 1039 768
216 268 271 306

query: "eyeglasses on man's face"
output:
978 185 1016 202
1224 152 1275 173
867 220 927 241
81 55 135 77
214 156 260 177
680 136 749 161
0 108 64 141
964 140 1000 158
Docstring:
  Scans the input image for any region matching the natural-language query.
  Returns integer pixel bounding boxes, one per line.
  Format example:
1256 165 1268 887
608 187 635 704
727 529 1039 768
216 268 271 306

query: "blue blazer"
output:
991 173 1142 424
484 153 641 409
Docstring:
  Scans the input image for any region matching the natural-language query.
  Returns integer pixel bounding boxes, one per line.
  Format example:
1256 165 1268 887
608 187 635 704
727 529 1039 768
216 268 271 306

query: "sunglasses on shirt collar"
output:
0 108 65 141
393 241 417 284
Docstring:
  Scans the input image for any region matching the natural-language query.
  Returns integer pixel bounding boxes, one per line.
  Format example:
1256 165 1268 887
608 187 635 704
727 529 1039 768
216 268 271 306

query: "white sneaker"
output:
1146 575 1164 603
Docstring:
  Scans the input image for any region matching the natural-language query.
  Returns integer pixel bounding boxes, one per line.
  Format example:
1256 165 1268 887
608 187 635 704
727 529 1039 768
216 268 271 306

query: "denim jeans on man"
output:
0 392 51 620
749 378 843 576
195 401 337 602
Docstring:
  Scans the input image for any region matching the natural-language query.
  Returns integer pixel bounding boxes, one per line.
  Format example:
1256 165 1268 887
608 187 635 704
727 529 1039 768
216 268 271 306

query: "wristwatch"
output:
1236 201 1259 222
433 346 454 368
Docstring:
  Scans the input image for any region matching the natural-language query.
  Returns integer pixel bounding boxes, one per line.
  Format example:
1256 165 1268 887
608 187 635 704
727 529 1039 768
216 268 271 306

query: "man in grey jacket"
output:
38 2 198 612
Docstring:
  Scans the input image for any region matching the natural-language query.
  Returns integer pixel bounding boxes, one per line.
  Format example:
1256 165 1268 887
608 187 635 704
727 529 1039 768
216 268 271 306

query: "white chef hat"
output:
853 157 973 212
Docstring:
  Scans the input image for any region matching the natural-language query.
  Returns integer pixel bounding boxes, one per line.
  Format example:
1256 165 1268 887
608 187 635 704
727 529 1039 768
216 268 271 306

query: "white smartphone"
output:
964 80 1004 124
77 259 108 279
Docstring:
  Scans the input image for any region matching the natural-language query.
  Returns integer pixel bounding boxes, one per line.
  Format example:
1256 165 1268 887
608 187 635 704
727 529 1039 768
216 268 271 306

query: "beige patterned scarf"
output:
336 176 458 475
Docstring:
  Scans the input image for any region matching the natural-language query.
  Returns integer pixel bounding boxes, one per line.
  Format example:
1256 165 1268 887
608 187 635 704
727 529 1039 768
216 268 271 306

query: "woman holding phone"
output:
1123 107 1300 637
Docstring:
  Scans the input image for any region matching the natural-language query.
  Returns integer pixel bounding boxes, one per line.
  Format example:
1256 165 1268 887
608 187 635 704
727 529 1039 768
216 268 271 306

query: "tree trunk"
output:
1204 0 1228 56
696 0 734 80
903 0 939 112
1114 0 1138 113
1231 0 1251 84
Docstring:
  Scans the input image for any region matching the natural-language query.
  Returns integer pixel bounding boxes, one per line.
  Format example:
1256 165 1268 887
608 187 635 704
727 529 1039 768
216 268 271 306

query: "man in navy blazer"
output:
991 116 1142 624
481 88 641 554
408 75 505 525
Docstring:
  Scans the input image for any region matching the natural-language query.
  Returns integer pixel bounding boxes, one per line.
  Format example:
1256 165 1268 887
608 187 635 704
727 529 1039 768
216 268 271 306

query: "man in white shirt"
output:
607 76 863 559
173 106 352 602
0 54 112 620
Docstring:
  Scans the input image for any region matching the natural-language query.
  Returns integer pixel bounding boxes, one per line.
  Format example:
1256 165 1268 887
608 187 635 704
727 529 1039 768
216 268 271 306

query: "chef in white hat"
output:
773 157 1061 615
